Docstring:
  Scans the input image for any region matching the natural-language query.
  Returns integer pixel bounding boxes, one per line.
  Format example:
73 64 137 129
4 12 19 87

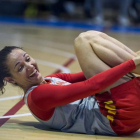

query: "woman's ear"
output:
4 77 16 84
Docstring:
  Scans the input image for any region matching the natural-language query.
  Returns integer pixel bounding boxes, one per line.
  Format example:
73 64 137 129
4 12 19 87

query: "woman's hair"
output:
0 46 22 94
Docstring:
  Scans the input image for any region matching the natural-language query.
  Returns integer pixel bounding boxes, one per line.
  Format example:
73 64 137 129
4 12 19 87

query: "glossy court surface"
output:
0 20 140 140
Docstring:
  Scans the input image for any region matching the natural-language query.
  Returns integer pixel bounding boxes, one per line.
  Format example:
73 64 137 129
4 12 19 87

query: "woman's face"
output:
5 49 43 91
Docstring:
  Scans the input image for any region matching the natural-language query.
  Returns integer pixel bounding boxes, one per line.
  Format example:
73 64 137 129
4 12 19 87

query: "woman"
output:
1 31 140 136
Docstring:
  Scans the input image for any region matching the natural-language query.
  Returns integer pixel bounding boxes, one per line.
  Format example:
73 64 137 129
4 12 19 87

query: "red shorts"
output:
95 77 140 135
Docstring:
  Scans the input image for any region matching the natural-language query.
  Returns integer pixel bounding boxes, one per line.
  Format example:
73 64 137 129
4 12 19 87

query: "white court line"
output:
0 32 77 58
36 59 70 73
0 31 73 50
30 46 76 58
22 42 76 58
0 95 23 101
0 113 31 119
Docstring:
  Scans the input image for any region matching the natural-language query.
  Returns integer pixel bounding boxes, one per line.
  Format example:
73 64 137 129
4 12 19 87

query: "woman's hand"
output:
135 51 140 55
133 53 140 66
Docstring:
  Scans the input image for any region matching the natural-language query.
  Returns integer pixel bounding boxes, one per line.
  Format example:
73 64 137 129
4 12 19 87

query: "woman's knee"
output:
74 30 103 48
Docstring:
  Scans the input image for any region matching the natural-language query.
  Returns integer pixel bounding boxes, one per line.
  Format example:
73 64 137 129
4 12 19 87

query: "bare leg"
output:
90 33 140 75
99 32 137 56
74 31 140 79
74 31 138 92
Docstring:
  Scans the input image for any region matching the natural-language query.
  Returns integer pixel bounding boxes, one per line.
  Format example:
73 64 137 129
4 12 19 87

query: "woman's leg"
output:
74 31 140 79
74 31 139 92
99 31 136 56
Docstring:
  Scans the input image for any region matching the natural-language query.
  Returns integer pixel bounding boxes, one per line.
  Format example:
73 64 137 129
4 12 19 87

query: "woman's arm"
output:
46 72 86 83
28 59 135 121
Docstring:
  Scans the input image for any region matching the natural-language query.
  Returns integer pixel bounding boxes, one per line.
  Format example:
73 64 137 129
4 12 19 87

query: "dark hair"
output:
0 46 22 94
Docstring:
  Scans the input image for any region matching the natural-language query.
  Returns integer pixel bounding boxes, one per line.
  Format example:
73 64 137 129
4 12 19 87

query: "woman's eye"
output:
26 57 30 62
18 66 23 72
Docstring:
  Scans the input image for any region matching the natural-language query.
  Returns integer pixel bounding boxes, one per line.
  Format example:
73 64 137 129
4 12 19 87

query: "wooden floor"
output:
0 23 140 140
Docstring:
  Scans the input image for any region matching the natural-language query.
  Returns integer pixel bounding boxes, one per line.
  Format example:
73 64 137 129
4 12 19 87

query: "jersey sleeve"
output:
45 72 86 83
27 60 135 120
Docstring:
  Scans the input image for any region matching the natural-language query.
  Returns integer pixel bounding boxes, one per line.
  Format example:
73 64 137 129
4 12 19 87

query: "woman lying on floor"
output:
1 31 140 135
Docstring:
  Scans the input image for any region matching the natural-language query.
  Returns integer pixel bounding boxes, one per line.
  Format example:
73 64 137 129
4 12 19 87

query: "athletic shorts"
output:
95 77 140 135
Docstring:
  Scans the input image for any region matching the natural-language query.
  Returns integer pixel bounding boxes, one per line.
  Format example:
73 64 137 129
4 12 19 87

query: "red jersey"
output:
25 60 136 135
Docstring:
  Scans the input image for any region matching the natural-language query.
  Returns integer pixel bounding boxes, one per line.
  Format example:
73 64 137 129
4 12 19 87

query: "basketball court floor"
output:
0 20 140 140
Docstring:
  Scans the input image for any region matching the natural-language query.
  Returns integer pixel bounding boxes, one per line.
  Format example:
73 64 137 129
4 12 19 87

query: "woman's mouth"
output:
29 69 38 77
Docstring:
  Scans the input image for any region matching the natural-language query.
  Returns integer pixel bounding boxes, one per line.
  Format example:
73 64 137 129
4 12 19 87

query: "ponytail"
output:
0 46 22 94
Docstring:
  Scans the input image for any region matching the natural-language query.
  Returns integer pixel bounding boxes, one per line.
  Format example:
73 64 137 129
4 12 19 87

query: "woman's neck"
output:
24 79 47 93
